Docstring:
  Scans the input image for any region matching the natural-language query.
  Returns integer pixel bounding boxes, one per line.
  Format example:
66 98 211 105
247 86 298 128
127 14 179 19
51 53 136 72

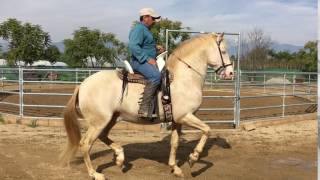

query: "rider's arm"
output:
128 26 150 64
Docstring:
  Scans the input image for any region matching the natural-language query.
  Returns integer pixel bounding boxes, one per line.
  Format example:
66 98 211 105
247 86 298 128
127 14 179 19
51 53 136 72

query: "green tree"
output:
44 45 61 64
132 18 191 53
0 19 51 65
63 27 126 67
0 18 50 66
297 41 317 72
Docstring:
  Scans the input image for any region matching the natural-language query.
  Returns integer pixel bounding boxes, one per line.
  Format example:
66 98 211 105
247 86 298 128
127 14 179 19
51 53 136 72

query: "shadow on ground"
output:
72 135 231 177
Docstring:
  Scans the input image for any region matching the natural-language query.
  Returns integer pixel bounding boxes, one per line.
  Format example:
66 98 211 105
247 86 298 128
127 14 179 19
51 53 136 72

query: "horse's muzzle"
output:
220 70 234 80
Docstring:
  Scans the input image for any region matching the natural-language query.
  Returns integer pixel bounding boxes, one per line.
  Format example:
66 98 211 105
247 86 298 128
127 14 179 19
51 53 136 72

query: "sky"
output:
0 0 317 45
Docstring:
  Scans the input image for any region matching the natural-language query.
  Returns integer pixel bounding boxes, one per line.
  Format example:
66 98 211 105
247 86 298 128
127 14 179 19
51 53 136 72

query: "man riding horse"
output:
128 8 164 119
60 7 234 178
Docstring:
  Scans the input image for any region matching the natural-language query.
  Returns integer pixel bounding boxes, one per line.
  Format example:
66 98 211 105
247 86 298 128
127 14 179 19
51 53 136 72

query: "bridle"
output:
174 38 232 78
214 40 233 74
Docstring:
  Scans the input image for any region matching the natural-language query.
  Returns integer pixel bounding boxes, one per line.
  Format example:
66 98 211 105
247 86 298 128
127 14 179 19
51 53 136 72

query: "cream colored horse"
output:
60 33 234 180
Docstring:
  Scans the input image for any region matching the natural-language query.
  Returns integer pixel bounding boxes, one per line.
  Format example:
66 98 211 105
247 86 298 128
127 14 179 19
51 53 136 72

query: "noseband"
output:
214 40 233 74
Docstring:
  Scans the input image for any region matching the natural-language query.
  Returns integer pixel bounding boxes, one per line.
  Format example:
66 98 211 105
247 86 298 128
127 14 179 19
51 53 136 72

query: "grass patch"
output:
28 119 38 128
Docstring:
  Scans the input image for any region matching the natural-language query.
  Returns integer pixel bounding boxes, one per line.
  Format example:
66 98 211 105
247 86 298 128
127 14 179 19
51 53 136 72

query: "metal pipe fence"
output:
0 67 316 128
203 70 317 126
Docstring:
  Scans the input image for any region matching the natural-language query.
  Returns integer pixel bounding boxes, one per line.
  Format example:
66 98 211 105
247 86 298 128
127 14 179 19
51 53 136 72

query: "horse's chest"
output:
171 86 202 110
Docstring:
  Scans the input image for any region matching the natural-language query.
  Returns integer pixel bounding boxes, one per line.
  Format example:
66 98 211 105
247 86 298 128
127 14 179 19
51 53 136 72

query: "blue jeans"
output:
131 60 161 85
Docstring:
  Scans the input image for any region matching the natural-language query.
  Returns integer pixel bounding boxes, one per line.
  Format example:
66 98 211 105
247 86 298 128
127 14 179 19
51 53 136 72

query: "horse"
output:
60 33 234 180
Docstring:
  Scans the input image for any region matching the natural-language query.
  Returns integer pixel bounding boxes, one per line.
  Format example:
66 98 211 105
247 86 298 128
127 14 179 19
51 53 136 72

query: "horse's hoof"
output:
171 166 184 178
174 171 184 178
116 160 124 168
188 153 198 168
188 159 195 168
92 172 106 180
118 164 125 170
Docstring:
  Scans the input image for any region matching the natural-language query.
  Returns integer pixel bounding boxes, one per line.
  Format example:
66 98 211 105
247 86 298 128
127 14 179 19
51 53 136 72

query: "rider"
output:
128 8 164 118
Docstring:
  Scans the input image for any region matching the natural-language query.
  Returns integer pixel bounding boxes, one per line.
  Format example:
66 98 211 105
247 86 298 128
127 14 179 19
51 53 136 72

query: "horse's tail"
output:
59 86 81 166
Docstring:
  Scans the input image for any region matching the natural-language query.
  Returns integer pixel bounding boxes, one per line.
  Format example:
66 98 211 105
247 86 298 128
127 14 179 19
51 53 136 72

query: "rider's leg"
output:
133 61 161 85
132 62 161 118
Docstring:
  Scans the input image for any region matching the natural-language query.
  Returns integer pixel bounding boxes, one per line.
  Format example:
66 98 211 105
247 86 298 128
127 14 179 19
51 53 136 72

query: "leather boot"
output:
138 82 159 119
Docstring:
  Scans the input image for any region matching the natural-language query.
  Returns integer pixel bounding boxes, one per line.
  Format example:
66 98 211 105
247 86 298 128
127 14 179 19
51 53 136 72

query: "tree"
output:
63 27 126 67
241 28 272 70
297 41 317 72
132 18 191 53
0 18 50 66
44 45 61 64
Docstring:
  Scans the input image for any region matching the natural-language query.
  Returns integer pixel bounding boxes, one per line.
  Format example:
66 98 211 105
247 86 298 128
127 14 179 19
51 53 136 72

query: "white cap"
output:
139 8 161 19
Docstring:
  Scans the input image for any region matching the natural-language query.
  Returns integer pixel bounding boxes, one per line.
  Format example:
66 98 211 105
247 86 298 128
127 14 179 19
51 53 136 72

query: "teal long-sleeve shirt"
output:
128 22 156 64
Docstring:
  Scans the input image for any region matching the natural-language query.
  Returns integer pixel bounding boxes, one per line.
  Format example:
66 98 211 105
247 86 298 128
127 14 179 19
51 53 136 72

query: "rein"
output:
173 54 205 78
173 39 232 78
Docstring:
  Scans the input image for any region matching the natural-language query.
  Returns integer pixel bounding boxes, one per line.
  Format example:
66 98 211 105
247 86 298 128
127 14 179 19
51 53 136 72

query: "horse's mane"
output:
172 34 214 57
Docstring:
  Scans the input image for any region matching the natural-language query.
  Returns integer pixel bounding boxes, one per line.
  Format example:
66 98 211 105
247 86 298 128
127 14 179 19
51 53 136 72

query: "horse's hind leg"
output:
168 122 184 177
178 113 211 168
98 113 125 168
80 121 109 180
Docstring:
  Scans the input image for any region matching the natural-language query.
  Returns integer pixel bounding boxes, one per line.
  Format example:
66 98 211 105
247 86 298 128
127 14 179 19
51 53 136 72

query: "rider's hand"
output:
156 45 165 54
147 58 157 65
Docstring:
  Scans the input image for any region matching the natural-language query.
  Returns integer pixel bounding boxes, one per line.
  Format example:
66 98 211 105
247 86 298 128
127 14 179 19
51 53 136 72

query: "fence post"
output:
263 73 266 93
75 68 78 83
234 71 237 126
282 73 286 117
19 67 24 117
292 74 296 95
165 29 169 61
210 72 213 88
235 32 241 127
307 73 311 100
308 74 311 94
1 69 3 91
235 70 241 127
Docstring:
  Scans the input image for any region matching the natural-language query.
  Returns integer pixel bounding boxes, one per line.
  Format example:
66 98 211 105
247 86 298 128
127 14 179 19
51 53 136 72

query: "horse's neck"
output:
168 59 207 90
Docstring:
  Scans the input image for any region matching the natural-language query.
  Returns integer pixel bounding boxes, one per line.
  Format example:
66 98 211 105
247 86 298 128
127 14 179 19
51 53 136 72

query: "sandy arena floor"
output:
0 119 317 180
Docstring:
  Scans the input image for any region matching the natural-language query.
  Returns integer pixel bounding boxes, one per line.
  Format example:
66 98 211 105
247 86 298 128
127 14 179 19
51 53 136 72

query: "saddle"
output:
117 67 174 123
117 69 149 85
116 69 174 85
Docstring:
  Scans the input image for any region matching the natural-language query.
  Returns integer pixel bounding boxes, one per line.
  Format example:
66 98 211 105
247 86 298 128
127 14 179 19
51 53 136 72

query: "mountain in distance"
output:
226 39 303 56
271 43 302 53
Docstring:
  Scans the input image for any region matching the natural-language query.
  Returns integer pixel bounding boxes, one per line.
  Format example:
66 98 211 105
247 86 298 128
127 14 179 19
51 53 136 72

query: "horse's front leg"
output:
178 113 210 167
168 122 184 177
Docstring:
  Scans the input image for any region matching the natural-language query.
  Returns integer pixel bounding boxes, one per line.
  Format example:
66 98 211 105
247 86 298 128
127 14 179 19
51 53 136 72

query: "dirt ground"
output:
0 119 317 180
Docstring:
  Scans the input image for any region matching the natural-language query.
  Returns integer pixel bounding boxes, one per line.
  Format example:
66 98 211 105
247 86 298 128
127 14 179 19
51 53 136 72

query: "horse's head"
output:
207 33 234 80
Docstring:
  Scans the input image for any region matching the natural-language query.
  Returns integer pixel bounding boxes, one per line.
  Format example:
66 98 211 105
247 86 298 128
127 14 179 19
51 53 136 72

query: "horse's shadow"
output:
73 135 231 177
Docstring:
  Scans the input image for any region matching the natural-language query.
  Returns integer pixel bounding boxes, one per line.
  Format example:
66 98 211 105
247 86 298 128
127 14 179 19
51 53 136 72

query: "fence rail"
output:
0 67 317 128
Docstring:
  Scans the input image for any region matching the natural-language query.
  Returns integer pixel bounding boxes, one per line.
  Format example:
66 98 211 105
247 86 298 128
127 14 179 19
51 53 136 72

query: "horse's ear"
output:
217 32 224 42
